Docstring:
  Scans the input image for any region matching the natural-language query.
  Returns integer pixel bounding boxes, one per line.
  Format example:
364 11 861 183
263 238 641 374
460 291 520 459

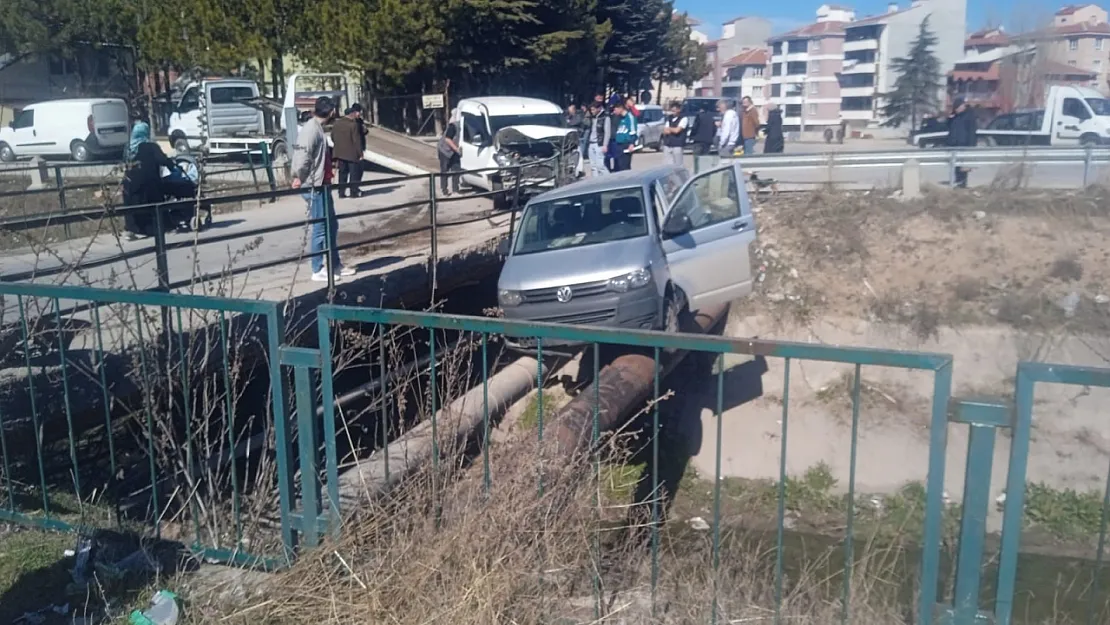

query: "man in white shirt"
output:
717 99 740 158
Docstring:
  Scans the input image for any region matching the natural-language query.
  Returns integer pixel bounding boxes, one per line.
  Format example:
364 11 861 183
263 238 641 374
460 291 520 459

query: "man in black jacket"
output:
946 97 977 188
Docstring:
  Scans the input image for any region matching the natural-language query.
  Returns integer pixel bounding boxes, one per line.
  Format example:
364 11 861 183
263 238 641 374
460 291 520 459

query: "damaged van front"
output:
456 97 582 209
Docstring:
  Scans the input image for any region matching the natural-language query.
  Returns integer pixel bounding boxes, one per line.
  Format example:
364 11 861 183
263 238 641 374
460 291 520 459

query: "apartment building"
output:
692 16 772 98
840 0 967 127
949 45 1097 118
653 14 711 104
721 49 770 106
767 5 855 130
1033 4 1110 92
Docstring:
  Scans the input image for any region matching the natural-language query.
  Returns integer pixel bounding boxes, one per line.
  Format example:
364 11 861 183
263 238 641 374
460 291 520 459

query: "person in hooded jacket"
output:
946 97 977 188
122 121 176 240
763 104 784 154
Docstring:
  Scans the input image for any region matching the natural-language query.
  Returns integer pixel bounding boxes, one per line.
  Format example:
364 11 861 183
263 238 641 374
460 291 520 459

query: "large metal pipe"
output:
550 304 730 456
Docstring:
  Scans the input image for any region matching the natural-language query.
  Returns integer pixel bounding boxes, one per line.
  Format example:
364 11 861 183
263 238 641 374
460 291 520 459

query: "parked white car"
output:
456 96 581 209
0 98 130 162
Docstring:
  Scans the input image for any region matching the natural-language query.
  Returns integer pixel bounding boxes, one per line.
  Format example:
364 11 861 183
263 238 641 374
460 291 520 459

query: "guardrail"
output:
0 152 569 297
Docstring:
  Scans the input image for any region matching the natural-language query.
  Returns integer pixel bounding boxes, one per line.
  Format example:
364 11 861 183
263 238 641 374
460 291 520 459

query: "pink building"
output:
768 4 855 130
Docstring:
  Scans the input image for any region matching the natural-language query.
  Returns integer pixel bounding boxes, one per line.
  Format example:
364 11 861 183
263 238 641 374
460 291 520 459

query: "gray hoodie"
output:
292 117 328 188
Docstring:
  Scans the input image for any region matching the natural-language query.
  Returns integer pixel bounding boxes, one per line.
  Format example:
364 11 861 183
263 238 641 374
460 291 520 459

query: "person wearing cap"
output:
332 106 364 199
946 97 977 188
292 97 356 282
350 103 368 153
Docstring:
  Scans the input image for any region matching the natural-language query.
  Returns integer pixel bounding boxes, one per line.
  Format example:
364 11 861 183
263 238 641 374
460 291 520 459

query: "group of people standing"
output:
568 94 787 178
567 94 643 177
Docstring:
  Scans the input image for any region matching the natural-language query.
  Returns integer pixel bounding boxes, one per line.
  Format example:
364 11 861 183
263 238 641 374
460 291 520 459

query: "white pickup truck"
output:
914 85 1110 148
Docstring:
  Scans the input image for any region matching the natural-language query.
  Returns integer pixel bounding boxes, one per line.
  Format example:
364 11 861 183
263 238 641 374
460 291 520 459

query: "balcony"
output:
786 52 810 62
843 38 879 52
840 86 875 97
840 109 874 120
841 61 877 75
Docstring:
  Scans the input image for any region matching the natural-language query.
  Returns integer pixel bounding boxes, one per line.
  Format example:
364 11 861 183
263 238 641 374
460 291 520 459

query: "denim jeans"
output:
303 189 340 274
742 138 757 156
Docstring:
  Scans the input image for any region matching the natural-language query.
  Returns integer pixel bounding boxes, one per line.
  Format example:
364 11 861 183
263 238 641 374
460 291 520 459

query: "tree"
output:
881 17 942 129
596 0 671 93
652 12 708 102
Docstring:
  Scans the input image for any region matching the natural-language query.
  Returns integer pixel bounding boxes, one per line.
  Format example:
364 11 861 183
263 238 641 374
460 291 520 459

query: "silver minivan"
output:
497 163 757 345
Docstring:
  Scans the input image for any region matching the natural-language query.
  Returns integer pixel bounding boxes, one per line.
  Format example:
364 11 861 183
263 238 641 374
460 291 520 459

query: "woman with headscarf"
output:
763 104 785 154
122 121 175 239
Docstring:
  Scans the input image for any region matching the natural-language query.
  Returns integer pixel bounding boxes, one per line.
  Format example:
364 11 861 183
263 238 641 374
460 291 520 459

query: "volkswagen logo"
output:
555 286 573 303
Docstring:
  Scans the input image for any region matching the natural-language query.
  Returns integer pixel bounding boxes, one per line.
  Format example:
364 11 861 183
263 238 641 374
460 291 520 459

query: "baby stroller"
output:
159 154 213 232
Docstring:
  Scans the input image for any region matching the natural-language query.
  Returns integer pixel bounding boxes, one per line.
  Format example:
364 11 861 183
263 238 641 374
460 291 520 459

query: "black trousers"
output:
954 167 969 188
691 142 712 156
613 148 633 172
337 159 364 197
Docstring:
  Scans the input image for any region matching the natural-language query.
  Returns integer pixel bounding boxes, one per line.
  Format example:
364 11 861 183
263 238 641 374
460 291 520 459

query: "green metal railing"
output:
1 279 1109 623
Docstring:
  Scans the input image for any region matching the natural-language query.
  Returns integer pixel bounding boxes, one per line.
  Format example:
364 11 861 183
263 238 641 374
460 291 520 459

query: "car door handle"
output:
732 221 748 230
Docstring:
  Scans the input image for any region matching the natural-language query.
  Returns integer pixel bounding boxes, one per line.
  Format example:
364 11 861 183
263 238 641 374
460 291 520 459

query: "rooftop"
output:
768 20 847 41
1056 4 1097 16
724 48 770 67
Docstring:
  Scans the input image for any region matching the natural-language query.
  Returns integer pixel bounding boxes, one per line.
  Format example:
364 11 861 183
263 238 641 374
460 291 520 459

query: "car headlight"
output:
499 289 523 307
607 268 652 293
494 152 514 167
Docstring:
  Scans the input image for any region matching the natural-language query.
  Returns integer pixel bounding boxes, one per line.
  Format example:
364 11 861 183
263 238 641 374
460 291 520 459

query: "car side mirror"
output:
662 213 692 238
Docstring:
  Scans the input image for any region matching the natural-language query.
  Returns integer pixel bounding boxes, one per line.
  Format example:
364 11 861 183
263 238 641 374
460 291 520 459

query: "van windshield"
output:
1087 98 1110 116
489 114 565 134
681 99 719 117
513 188 649 255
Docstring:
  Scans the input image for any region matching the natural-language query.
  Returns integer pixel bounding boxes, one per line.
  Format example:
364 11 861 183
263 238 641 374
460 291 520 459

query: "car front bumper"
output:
502 288 660 349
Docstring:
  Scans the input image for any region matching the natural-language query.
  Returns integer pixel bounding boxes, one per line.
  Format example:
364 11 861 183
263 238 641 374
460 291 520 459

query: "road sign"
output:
422 94 445 109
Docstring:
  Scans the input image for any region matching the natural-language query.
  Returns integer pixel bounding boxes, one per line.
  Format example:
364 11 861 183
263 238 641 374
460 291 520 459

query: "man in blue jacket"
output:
611 101 639 172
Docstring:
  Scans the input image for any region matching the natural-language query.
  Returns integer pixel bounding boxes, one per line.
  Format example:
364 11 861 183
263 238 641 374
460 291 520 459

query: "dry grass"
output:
744 186 1110 336
213 436 920 625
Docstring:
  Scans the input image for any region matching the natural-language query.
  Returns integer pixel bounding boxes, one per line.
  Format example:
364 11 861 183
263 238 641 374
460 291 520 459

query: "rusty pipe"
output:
551 304 729 456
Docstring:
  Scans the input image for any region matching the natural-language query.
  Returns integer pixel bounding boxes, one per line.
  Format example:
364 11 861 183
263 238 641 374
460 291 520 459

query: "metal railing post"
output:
53 166 70 239
321 185 337 293
1083 145 1093 187
152 204 174 360
247 143 261 192
513 165 522 211
948 151 958 187
261 142 278 202
429 174 439 297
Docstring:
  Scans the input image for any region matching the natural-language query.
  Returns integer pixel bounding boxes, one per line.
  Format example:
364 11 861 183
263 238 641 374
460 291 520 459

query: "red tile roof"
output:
1041 60 1098 77
965 32 1011 47
723 48 770 67
1050 21 1110 35
951 65 1001 81
768 20 846 41
1056 4 1096 16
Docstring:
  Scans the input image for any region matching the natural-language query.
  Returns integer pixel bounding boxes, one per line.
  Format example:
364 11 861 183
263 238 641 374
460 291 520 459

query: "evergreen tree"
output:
881 17 942 129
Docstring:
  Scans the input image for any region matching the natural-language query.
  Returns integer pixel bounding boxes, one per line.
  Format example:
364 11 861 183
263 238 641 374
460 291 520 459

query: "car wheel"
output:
977 137 995 148
1080 134 1100 148
70 140 90 162
662 289 689 355
493 191 512 211
172 136 190 154
0 142 14 162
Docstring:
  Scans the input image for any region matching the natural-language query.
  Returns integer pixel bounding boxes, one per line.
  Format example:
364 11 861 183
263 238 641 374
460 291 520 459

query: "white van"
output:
456 96 580 209
0 98 130 162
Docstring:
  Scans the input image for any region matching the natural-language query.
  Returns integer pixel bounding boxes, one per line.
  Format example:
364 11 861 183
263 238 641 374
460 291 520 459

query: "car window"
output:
667 167 743 232
209 86 254 105
178 89 200 114
461 113 487 144
1062 98 1091 120
11 109 33 129
488 114 565 134
989 115 1014 130
513 187 648 255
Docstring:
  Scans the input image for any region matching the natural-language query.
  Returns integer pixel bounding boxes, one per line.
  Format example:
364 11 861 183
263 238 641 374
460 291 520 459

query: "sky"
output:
672 0 1070 39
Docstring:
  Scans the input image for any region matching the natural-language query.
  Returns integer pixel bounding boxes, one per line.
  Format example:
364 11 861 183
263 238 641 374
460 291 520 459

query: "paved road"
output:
0 172 506 302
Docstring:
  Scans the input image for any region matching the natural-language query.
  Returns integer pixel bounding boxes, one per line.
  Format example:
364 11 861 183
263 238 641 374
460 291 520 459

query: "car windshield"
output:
1087 98 1110 116
513 187 649 255
488 114 565 134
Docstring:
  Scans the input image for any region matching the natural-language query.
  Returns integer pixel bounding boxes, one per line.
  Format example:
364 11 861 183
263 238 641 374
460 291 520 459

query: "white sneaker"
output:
311 269 330 282
336 266 356 277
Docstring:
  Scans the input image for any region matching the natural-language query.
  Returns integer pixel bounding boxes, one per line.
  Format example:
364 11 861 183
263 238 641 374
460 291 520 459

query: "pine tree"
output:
881 17 942 129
